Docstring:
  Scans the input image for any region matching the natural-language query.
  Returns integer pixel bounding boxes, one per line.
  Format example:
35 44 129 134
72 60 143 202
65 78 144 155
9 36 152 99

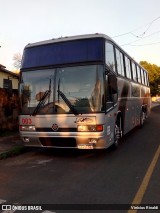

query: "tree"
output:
13 53 22 71
140 61 160 96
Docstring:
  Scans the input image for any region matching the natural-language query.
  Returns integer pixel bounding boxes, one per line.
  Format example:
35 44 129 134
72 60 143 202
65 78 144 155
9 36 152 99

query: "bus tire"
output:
112 117 123 150
144 106 148 119
139 110 145 128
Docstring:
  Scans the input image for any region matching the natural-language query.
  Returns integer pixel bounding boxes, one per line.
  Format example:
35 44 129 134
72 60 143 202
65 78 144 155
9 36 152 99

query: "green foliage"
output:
140 61 160 96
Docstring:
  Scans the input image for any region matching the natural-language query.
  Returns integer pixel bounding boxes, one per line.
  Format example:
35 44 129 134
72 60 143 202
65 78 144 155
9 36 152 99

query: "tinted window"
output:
125 56 132 79
105 42 116 72
131 62 137 82
21 38 104 69
141 69 145 84
115 49 125 76
147 74 149 86
146 73 149 86
137 66 141 83
144 71 147 85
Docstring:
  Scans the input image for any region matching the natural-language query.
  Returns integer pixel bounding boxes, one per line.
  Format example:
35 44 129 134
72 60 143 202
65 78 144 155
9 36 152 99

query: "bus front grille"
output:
36 128 77 132
39 137 77 148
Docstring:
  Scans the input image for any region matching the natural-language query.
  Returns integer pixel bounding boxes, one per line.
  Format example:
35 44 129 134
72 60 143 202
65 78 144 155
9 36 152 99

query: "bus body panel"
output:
19 113 116 149
117 76 150 135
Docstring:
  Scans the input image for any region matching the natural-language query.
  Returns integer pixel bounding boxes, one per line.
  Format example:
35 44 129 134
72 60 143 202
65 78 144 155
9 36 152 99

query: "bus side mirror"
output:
105 67 118 110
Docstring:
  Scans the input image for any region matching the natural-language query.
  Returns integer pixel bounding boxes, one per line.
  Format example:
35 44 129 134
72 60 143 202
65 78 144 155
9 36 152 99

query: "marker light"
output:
23 137 30 142
96 125 103 131
19 125 36 131
89 138 98 144
77 125 103 132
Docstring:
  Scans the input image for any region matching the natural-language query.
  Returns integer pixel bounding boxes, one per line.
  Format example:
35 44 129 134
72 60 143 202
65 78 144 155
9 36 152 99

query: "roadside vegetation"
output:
140 61 160 97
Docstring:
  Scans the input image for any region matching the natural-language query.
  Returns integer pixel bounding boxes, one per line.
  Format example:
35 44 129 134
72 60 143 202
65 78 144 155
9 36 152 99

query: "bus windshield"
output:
20 65 104 115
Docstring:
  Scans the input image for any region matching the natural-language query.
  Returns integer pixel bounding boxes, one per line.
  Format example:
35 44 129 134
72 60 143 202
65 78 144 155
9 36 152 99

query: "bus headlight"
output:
77 125 103 132
19 125 36 131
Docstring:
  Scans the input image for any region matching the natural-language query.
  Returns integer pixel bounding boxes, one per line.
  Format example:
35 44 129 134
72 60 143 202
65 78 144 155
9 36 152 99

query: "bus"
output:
19 33 151 149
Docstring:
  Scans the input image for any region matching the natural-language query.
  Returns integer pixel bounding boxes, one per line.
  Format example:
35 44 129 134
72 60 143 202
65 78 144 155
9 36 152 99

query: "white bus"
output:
19 34 151 149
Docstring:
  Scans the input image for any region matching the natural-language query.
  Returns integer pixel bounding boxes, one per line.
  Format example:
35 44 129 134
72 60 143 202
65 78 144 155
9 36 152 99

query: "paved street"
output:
0 106 160 213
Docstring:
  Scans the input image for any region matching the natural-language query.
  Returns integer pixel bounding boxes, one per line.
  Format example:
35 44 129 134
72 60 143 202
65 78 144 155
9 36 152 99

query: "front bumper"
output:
20 131 111 149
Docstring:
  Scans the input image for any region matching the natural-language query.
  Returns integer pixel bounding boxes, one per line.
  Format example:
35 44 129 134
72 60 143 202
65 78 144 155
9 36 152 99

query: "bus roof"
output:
25 33 113 48
22 33 148 74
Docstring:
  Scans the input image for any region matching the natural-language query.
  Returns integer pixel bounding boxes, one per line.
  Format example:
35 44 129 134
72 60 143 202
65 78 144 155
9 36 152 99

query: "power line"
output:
121 30 160 46
128 41 160 46
143 16 160 34
112 16 160 38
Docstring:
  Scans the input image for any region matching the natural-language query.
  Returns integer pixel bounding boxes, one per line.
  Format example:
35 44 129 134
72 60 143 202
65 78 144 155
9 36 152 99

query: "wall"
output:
0 88 19 131
0 72 19 89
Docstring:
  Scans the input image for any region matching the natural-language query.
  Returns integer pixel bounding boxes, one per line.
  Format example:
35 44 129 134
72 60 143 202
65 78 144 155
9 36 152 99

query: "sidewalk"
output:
0 133 24 159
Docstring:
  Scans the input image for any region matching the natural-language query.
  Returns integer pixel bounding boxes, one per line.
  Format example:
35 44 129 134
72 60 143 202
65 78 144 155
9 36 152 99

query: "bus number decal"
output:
22 118 32 125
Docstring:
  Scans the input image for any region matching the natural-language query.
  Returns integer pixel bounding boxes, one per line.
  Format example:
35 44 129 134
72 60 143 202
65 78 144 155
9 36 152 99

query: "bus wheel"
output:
112 118 123 149
145 107 148 119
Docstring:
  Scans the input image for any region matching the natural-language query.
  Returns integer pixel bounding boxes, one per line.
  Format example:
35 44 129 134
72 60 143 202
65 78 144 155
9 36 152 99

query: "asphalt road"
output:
0 106 160 213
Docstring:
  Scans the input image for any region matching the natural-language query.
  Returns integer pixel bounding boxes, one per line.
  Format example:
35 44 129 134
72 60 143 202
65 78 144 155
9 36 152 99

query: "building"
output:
0 64 19 131
0 64 19 90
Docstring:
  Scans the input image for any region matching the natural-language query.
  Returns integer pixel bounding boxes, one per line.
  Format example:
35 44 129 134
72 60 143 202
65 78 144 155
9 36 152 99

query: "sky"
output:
0 0 160 71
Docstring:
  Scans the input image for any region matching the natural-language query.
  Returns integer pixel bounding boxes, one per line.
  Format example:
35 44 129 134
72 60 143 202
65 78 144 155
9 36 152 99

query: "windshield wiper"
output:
32 79 52 116
57 90 79 115
32 89 51 116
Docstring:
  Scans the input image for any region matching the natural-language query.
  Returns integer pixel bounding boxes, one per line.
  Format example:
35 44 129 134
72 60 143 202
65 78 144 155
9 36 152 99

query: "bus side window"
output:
131 62 137 82
144 71 147 86
137 66 141 83
141 69 145 85
115 48 125 76
143 71 146 85
105 42 116 72
146 73 149 86
124 56 132 79
106 72 118 109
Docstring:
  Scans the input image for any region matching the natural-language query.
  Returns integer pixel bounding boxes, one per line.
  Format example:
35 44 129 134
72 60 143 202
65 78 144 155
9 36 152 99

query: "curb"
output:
0 134 20 142
0 134 25 160
0 145 25 160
